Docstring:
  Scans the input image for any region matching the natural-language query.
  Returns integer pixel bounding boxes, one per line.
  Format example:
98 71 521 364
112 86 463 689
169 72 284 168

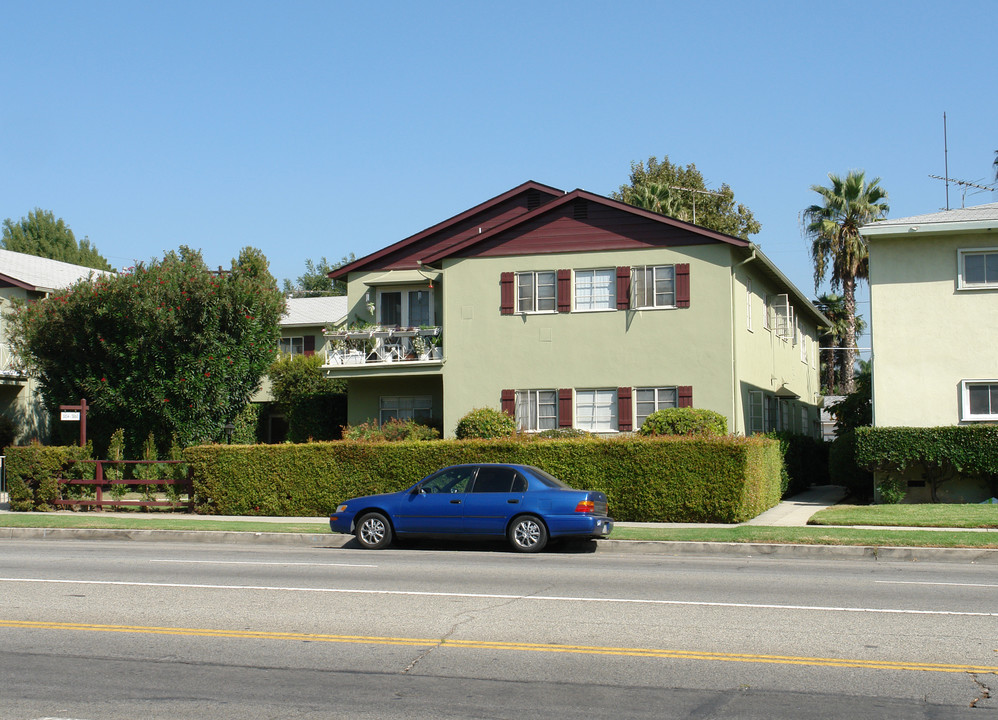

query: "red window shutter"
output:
557 269 571 312
616 266 631 310
558 389 573 428
500 272 514 315
617 387 633 432
500 389 515 417
678 386 693 408
676 263 691 308
304 335 316 357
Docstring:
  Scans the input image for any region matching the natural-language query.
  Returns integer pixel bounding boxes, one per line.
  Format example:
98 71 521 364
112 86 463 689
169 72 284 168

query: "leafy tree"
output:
2 209 113 271
612 156 761 239
268 354 346 442
282 254 354 297
802 171 889 393
6 245 285 454
812 293 867 395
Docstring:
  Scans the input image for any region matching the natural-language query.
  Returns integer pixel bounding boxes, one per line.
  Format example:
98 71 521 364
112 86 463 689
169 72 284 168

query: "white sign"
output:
60 411 81 421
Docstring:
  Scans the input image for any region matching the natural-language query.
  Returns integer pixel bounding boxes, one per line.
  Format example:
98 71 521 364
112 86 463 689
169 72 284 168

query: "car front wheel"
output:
508 515 547 553
355 512 393 549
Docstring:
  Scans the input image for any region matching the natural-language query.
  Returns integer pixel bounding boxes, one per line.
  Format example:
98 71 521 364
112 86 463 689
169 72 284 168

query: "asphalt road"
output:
1 538 996 719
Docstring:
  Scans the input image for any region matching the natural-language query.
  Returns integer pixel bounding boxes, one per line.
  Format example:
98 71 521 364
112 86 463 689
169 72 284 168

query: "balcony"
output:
0 343 26 381
323 326 443 371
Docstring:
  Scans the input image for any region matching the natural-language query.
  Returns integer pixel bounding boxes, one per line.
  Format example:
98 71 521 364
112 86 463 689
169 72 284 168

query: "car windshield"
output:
525 466 571 489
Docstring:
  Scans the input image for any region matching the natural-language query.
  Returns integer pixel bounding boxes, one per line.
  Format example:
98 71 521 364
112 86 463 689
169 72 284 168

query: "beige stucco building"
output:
324 182 826 439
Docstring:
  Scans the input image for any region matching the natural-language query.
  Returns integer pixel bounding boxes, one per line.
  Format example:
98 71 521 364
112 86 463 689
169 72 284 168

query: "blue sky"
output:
3 0 995 350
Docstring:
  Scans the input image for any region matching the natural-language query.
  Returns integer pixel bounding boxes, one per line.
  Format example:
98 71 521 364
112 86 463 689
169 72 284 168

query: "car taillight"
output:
574 500 595 513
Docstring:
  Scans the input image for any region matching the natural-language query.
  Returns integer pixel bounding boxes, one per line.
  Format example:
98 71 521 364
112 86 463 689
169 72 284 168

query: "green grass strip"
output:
0 514 331 534
611 525 998 548
809 503 998 529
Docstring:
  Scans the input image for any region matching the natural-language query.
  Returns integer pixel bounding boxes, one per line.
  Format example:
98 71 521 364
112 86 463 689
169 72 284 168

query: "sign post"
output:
59 398 88 447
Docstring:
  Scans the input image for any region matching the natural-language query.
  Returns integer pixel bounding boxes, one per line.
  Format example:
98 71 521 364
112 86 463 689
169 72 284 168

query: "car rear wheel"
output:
355 512 392 549
508 515 547 553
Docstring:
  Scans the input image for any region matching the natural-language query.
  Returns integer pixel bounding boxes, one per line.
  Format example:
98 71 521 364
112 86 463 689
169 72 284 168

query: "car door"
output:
395 465 477 534
462 466 527 535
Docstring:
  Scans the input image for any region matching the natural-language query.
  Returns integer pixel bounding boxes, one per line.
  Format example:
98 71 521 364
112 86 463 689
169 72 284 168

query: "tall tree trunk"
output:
842 277 857 394
820 340 836 394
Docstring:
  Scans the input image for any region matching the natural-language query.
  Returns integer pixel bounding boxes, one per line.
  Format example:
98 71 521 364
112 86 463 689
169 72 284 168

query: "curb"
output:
3 527 997 564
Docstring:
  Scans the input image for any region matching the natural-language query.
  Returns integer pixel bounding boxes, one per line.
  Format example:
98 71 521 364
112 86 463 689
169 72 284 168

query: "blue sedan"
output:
329 463 613 552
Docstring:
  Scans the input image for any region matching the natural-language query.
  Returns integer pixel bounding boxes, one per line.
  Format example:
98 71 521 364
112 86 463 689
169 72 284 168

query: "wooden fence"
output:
54 459 193 511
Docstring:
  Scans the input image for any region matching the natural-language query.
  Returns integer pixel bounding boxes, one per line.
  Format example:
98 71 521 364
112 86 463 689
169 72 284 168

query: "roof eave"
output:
860 220 998 238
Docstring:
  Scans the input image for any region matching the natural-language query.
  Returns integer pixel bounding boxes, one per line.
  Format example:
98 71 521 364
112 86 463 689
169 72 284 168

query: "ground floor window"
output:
380 395 432 424
278 336 304 356
635 387 677 428
961 380 998 421
515 389 558 431
576 389 618 432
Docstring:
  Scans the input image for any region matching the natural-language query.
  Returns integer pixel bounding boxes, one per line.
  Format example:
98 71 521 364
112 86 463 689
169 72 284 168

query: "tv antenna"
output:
931 112 995 209
667 185 724 225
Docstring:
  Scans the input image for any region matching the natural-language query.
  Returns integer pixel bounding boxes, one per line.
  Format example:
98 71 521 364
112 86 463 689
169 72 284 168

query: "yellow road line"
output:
2 620 996 674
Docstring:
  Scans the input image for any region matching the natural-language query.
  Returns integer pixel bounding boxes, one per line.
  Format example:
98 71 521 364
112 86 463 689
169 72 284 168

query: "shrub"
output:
639 408 727 437
535 427 590 439
829 428 874 501
454 407 517 440
0 414 18 449
5 444 92 511
766 432 830 498
342 418 440 442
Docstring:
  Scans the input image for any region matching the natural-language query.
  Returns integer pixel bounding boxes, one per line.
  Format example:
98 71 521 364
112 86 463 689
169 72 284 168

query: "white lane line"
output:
149 560 376 568
876 580 998 589
2 578 996 617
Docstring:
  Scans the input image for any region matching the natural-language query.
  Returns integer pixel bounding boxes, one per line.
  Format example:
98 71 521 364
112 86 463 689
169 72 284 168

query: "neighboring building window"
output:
961 380 998 421
380 395 432 424
576 389 618 432
574 269 615 311
515 390 558 431
517 271 556 313
959 249 998 289
631 265 675 309
279 336 304 356
635 387 678 428
746 279 753 331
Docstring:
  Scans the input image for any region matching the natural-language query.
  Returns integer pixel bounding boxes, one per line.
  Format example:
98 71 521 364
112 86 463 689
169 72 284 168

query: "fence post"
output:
95 460 104 510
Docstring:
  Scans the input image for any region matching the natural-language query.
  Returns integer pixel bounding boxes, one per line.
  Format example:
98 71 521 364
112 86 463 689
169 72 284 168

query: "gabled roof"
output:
330 181 564 279
860 201 998 237
282 295 348 327
0 248 112 293
419 188 750 264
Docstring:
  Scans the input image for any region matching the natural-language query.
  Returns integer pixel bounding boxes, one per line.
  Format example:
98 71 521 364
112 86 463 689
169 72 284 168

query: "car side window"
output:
511 473 527 492
470 467 518 493
420 467 477 494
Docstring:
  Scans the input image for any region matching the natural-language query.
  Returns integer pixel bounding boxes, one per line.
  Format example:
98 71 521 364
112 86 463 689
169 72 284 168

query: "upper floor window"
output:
961 380 998 421
959 249 998 289
378 287 433 327
515 389 558 431
517 271 556 313
279 336 304 356
746 279 753 331
767 294 794 341
574 269 615 311
631 265 675 309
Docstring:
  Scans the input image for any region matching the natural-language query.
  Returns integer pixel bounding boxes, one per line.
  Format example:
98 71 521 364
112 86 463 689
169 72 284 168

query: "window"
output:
576 389 618 432
515 390 558 431
471 466 527 493
379 395 432 424
961 380 998 421
631 265 675 308
378 287 434 327
746 279 753 331
959 249 998 289
769 294 794 340
517 271 556 313
279 336 304 356
419 465 476 494
574 269 615 311
748 390 765 434
635 387 678 428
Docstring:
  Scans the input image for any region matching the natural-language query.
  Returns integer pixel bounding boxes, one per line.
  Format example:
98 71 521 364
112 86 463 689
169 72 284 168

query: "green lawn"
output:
809 503 998 529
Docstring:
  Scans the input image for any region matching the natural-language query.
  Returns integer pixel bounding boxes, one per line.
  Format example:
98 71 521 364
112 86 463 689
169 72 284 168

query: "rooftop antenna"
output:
667 185 723 225
928 175 994 208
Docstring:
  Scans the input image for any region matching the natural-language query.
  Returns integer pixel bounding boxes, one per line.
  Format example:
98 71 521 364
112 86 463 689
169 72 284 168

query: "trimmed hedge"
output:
6 445 93 511
639 408 727 436
185 435 783 523
766 432 830 498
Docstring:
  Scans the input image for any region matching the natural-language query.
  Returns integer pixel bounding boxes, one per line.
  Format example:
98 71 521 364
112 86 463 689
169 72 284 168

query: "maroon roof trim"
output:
0 273 39 291
329 181 564 279
419 189 750 265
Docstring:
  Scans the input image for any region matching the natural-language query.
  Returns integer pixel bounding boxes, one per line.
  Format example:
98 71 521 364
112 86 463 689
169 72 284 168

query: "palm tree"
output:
622 182 690 221
813 293 867 394
802 171 888 393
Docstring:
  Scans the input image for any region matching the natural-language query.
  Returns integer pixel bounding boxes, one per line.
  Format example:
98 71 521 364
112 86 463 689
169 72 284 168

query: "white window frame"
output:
514 389 558 431
635 387 678 428
379 395 433 424
960 380 998 421
631 265 676 309
516 271 557 313
376 286 435 328
279 336 304 356
748 390 766 434
575 389 618 432
746 279 753 332
574 268 615 312
800 406 808 434
957 248 998 290
770 294 794 341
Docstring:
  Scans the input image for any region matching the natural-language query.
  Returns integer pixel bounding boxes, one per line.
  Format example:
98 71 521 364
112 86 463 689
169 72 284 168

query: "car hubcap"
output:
361 519 385 545
515 520 540 548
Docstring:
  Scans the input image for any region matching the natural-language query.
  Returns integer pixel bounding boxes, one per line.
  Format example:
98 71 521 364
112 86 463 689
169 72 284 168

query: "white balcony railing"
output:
0 343 25 378
324 327 442 367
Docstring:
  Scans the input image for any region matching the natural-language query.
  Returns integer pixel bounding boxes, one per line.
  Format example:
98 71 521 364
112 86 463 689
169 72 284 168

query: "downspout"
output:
731 245 758 434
